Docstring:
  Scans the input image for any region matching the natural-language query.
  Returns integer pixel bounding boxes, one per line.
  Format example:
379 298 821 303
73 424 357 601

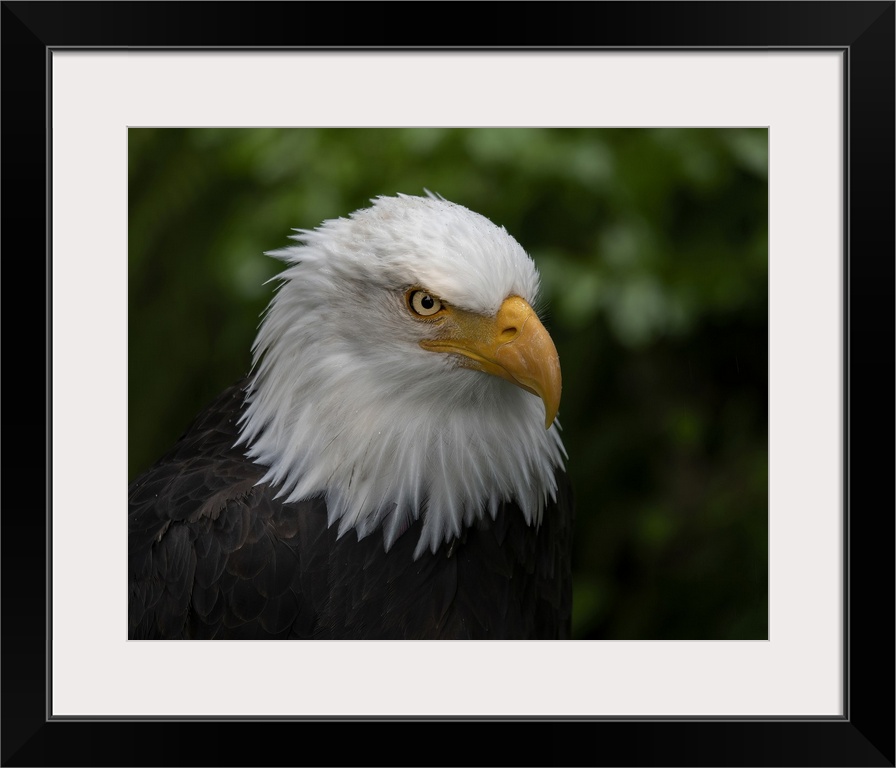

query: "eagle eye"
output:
407 289 444 318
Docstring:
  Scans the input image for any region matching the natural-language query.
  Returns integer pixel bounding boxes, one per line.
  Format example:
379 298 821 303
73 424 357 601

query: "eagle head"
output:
238 193 567 557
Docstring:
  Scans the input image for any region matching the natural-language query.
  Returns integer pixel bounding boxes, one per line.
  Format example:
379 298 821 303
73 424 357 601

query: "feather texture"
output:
239 195 566 556
129 383 573 639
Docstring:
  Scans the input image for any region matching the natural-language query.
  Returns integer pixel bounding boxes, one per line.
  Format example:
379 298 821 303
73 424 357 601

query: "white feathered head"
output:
239 194 566 557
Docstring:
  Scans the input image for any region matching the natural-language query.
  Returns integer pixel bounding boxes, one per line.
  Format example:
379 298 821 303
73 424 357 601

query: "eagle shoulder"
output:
128 382 574 640
128 382 326 639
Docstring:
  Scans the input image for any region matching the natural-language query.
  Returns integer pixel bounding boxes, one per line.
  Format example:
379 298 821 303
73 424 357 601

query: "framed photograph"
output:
5 2 892 765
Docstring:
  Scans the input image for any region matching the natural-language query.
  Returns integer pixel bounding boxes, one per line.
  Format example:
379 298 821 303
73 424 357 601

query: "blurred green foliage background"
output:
129 128 768 640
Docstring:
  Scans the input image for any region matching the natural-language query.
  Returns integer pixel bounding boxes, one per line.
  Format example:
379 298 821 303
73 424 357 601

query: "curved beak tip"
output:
541 374 561 430
493 300 562 431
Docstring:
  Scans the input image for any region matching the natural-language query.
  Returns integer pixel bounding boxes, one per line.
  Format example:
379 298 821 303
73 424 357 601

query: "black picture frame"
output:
3 2 893 766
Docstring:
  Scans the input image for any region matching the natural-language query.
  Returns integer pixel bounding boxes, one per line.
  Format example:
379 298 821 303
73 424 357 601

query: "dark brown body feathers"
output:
129 382 573 639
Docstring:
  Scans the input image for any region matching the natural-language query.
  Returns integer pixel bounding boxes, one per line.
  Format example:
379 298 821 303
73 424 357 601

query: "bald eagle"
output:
129 194 573 639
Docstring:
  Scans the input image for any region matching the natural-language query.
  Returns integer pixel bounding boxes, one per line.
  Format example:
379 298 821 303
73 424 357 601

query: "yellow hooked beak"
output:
419 295 562 428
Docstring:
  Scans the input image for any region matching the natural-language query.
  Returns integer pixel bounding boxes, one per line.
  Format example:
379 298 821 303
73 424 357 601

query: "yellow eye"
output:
407 289 444 317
